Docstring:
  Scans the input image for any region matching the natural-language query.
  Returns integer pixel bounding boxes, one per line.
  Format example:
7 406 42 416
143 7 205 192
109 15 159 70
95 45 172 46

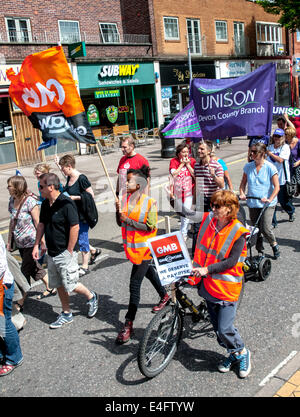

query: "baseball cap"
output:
273 128 285 137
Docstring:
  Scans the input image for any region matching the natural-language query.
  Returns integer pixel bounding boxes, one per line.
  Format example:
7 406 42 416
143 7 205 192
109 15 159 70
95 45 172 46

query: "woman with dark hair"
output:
239 142 280 259
169 142 196 240
191 190 251 378
115 167 169 344
7 176 55 305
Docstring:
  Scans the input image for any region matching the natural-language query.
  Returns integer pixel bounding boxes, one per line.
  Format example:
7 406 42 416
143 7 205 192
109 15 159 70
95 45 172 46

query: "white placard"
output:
148 231 193 286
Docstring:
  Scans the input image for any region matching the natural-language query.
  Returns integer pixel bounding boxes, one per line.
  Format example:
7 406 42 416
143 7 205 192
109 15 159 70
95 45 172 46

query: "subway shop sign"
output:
77 62 155 89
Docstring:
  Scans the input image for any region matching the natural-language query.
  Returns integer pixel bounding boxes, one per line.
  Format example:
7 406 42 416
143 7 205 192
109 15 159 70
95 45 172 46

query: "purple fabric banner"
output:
191 63 276 140
161 100 202 138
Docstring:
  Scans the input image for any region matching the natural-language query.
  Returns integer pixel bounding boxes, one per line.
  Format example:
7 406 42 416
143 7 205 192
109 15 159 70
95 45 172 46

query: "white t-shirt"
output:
267 143 290 185
0 235 14 285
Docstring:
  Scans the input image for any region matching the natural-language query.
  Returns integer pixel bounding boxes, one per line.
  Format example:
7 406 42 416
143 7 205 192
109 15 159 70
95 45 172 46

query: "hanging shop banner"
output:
162 100 202 138
191 63 276 139
6 46 96 146
106 105 118 123
87 104 100 126
94 89 120 99
147 231 192 286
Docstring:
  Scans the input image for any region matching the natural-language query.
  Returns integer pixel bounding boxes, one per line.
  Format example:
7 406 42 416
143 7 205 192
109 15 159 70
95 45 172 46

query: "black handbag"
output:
283 162 297 198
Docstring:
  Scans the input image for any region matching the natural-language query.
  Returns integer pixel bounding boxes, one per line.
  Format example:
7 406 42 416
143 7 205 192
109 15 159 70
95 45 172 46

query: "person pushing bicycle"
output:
190 190 251 378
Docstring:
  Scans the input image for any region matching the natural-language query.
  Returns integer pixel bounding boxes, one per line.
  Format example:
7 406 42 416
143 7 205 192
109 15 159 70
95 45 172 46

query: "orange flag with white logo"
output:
6 46 95 145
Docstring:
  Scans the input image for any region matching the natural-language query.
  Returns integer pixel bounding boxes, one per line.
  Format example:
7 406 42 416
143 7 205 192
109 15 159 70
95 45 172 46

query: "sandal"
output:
15 302 24 312
37 288 57 300
89 248 102 265
0 359 23 377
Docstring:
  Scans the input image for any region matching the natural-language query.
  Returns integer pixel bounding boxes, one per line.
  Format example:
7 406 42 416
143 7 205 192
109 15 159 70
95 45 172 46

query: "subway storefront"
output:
77 62 157 136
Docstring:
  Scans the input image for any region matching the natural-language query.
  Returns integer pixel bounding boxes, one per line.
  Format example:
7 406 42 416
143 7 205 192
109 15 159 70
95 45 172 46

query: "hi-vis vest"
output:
121 193 157 265
189 212 249 302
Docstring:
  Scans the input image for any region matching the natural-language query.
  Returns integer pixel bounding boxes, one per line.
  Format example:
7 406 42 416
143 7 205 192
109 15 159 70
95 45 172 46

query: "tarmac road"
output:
0 137 299 399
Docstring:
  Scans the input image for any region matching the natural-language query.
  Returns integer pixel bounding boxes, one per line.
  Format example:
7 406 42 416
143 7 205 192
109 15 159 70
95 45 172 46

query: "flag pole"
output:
94 143 118 201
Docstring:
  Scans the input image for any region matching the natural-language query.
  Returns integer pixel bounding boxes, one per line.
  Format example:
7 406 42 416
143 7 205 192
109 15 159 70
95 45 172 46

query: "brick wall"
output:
151 0 286 58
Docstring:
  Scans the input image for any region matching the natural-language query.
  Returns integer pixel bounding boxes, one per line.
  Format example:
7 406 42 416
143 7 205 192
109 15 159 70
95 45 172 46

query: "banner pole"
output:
164 216 176 303
95 143 118 201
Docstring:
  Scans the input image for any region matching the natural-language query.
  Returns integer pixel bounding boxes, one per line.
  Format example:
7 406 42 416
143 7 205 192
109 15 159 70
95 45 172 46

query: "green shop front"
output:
77 62 157 136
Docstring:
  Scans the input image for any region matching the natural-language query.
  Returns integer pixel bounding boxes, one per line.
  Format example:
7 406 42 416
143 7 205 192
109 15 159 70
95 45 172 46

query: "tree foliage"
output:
256 1 300 32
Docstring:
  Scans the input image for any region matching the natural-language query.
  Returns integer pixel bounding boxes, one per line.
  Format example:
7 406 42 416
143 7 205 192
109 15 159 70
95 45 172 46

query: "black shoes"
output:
272 244 280 259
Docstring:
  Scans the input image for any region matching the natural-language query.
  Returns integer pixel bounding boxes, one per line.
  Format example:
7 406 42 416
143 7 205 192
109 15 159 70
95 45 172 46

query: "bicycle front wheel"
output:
138 304 183 378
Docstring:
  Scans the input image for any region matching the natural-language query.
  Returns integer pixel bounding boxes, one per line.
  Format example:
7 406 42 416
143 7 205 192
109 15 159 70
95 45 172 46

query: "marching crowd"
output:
0 114 299 379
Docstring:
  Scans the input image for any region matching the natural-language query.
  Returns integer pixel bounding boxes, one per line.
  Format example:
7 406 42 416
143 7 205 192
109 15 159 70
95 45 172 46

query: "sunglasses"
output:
211 203 221 209
250 150 258 155
39 183 53 189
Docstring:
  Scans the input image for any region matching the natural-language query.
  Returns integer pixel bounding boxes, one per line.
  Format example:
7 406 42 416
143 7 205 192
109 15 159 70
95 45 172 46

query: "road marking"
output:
258 350 298 387
227 157 247 166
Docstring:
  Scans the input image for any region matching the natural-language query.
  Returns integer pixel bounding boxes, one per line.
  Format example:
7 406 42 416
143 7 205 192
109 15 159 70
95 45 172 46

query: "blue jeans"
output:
206 300 245 354
0 283 23 366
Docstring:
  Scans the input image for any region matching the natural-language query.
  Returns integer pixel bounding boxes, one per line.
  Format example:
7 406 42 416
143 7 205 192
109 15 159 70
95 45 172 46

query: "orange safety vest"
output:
189 212 249 302
121 193 157 265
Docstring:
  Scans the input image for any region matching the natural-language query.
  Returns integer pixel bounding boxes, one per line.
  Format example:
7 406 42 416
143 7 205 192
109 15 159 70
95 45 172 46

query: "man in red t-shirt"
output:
116 136 150 197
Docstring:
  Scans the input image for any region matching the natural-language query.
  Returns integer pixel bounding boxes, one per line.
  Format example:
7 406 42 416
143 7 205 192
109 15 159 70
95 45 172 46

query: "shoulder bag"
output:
9 195 29 252
283 161 297 198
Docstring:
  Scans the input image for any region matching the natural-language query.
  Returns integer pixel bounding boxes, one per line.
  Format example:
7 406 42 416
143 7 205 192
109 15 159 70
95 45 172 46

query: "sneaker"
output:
218 353 237 373
236 348 251 378
79 267 90 277
49 312 73 329
289 213 295 222
87 291 98 318
115 320 133 344
272 244 280 259
89 249 102 265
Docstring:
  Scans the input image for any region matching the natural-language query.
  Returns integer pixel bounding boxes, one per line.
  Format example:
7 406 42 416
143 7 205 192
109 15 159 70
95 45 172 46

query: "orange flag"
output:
7 46 95 145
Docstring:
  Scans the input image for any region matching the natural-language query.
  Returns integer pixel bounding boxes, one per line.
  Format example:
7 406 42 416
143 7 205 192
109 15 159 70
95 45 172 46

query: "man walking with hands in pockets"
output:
32 173 98 329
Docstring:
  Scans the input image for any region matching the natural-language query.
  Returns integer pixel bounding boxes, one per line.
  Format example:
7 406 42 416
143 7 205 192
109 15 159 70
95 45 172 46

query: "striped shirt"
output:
194 159 224 198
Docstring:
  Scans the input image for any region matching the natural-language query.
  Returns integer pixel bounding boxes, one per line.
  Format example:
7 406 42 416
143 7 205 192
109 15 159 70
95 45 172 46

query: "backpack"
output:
80 190 98 229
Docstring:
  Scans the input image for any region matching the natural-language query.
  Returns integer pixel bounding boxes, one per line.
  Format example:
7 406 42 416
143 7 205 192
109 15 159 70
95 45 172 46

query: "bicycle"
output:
137 275 245 379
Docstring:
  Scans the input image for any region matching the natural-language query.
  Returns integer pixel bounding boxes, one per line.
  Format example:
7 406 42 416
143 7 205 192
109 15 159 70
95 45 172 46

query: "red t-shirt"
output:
169 157 196 201
117 153 150 174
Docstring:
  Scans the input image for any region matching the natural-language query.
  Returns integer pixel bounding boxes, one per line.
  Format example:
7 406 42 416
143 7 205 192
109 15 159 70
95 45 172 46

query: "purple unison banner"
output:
191 63 276 140
161 100 202 138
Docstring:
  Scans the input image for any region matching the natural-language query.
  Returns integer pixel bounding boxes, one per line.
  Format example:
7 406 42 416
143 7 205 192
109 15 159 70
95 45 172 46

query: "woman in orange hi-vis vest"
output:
115 168 169 344
190 190 252 378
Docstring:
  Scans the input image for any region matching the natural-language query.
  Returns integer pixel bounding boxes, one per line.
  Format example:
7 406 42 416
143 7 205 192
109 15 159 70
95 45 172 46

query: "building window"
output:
187 19 201 54
215 20 228 42
99 23 120 43
234 22 245 55
5 17 32 42
296 29 300 42
58 20 80 43
164 17 179 40
256 22 282 55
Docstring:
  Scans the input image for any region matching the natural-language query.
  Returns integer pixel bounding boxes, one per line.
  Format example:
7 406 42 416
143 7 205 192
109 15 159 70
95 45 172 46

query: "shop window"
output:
58 20 81 44
99 23 120 44
163 17 179 41
215 21 228 42
187 19 201 55
5 17 32 43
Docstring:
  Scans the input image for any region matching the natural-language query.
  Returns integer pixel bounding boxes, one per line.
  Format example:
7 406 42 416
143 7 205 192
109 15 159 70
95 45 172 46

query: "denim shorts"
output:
78 221 90 252
48 250 79 294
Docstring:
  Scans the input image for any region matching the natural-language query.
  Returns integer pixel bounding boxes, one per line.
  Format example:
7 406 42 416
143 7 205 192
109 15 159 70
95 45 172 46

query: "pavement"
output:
0 133 299 397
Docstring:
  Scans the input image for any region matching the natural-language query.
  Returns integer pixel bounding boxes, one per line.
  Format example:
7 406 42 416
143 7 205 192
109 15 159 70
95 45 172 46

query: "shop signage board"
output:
77 62 155 89
68 42 86 58
94 89 120 99
160 63 216 86
147 231 192 286
106 105 118 123
219 61 251 78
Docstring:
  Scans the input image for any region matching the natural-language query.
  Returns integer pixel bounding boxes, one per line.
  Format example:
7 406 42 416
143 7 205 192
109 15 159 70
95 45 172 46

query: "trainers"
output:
236 348 251 378
289 213 295 222
87 291 98 318
89 249 102 265
218 353 237 373
49 312 73 329
115 320 133 344
79 267 90 277
272 244 280 259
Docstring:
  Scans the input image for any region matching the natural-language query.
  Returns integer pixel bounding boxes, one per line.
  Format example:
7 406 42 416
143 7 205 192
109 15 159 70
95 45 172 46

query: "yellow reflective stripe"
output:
210 273 243 283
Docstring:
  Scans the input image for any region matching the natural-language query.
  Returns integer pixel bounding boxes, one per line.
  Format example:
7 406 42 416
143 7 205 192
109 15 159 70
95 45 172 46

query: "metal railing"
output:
0 30 150 45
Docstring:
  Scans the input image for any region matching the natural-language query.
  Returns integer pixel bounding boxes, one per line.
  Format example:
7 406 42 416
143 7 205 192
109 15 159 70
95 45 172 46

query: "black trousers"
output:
125 260 166 321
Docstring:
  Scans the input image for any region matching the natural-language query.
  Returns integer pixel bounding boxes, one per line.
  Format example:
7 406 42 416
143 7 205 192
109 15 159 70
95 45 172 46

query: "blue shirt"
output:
243 160 278 208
